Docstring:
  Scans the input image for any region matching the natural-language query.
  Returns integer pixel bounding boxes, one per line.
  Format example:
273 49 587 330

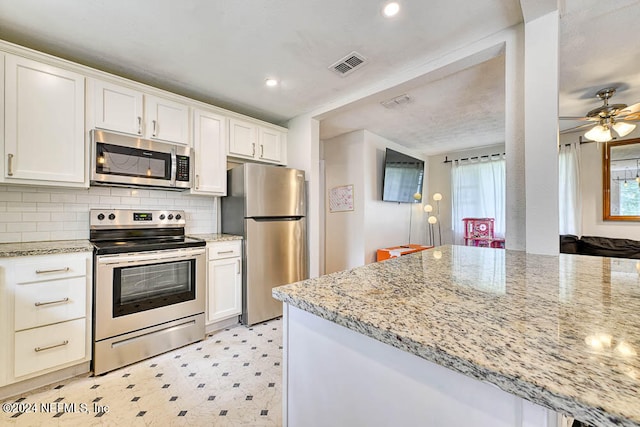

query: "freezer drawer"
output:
244 217 307 325
243 164 306 218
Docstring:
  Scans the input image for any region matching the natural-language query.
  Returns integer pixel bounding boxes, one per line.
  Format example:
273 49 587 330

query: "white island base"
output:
282 305 563 427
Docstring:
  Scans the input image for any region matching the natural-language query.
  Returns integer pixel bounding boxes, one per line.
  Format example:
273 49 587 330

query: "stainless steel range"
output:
90 209 206 375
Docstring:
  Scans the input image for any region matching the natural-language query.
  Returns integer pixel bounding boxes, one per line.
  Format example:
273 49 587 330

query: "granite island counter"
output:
273 245 640 427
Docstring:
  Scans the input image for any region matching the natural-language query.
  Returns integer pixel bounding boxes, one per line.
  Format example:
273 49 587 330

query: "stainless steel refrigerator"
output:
221 163 308 325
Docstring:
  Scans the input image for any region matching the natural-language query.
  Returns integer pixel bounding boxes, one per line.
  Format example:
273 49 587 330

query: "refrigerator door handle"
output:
249 216 304 222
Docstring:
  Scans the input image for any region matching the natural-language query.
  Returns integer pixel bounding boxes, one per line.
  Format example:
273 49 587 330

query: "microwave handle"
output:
170 147 177 187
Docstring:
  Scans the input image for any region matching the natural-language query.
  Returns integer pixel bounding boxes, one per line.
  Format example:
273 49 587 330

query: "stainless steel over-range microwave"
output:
90 130 191 190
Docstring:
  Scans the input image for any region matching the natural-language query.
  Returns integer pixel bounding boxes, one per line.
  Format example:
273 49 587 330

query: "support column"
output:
524 11 560 255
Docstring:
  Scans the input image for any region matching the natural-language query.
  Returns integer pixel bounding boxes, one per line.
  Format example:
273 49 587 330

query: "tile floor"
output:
0 318 282 426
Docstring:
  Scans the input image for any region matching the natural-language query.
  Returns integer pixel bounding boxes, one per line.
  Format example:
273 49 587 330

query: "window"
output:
451 156 505 245
558 143 581 235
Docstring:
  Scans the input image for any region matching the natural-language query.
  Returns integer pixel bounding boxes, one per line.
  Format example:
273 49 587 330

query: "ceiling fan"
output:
560 87 640 142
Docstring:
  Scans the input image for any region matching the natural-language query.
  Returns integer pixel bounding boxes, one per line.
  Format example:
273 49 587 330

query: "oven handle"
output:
97 248 205 265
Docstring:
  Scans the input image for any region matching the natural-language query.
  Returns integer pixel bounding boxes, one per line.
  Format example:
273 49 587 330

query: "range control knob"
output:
108 213 116 221
159 214 166 220
175 214 182 220
97 213 105 221
168 214 174 220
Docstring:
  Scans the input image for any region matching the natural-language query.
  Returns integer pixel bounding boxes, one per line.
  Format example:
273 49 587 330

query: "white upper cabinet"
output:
191 108 227 195
228 118 257 159
3 54 86 186
259 126 287 164
89 79 190 145
145 95 190 145
228 117 286 165
93 80 144 136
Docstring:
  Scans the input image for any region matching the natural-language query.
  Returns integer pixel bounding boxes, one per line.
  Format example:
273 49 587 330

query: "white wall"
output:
523 11 559 255
287 114 322 278
323 130 426 273
324 131 366 271
0 185 217 243
427 144 506 246
562 127 640 241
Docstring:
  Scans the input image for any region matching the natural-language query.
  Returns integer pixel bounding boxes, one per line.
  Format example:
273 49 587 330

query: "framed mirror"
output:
603 138 640 220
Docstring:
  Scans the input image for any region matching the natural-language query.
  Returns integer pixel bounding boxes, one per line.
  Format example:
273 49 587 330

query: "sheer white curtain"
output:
558 143 581 236
451 156 506 244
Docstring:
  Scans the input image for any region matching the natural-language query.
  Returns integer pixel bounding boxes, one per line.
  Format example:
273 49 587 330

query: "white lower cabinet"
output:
206 241 242 327
14 318 86 378
0 252 92 388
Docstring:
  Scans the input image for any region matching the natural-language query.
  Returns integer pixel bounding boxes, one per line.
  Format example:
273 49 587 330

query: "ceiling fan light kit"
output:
561 87 639 142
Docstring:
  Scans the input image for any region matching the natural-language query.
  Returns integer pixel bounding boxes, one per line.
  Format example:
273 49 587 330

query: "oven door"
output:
94 247 205 341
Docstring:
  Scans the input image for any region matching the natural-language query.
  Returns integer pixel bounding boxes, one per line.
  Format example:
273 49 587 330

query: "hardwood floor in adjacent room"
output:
0 318 283 426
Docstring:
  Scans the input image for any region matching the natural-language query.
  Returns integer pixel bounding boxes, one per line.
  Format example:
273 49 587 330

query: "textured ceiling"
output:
0 0 638 156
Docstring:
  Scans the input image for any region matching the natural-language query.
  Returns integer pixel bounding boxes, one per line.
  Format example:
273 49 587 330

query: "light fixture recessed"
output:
265 78 278 87
382 2 400 17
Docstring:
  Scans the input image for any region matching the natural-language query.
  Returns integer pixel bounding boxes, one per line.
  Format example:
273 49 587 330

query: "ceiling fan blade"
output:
621 102 640 115
618 112 640 121
560 123 594 134
559 116 599 121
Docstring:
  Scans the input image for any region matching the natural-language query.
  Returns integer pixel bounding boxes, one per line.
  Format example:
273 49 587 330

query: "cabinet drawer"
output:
14 318 86 378
14 255 86 283
15 276 87 331
208 241 242 260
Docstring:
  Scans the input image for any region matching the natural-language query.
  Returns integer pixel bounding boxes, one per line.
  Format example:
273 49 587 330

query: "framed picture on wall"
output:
329 184 354 212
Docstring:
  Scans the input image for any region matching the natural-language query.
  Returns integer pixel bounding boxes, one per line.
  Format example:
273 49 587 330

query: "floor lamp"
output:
424 193 443 246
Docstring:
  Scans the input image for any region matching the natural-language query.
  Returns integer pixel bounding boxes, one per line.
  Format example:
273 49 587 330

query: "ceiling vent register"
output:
329 51 367 76
381 94 412 109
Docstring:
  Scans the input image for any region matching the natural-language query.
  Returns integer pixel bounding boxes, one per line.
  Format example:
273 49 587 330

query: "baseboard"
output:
0 362 90 400
205 316 240 334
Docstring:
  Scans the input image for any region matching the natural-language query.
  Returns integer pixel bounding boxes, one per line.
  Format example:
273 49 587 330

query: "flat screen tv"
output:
382 148 424 203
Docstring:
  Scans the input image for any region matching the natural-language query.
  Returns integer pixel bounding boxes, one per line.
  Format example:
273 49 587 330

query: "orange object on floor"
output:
376 244 432 261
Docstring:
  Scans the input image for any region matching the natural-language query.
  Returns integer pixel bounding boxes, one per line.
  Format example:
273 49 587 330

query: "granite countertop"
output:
188 233 243 242
0 240 94 258
273 245 640 427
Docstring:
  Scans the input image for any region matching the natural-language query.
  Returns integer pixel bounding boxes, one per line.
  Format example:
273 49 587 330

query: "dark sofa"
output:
560 235 640 259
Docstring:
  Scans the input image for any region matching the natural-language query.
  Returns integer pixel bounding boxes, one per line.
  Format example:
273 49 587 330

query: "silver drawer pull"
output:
35 267 70 274
217 250 234 255
35 297 70 307
35 340 69 352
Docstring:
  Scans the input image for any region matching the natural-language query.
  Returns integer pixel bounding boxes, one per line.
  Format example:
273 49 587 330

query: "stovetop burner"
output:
92 236 205 255
89 208 205 255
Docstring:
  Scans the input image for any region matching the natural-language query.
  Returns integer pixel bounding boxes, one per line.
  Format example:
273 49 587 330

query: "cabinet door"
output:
145 95 190 145
259 127 285 164
93 79 143 136
207 256 242 324
4 55 85 184
192 109 227 195
228 118 257 159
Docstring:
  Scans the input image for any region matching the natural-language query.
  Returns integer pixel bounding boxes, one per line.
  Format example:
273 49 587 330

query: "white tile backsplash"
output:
0 186 218 243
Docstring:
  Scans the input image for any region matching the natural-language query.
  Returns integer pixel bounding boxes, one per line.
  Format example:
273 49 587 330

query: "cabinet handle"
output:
137 116 142 134
260 145 264 158
217 250 234 255
196 174 200 189
35 297 70 307
237 259 240 274
252 143 256 157
152 120 157 137
35 340 69 352
35 267 70 274
7 153 13 176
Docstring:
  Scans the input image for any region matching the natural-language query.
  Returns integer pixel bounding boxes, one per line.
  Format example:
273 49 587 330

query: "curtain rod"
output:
443 152 505 164
445 136 598 164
